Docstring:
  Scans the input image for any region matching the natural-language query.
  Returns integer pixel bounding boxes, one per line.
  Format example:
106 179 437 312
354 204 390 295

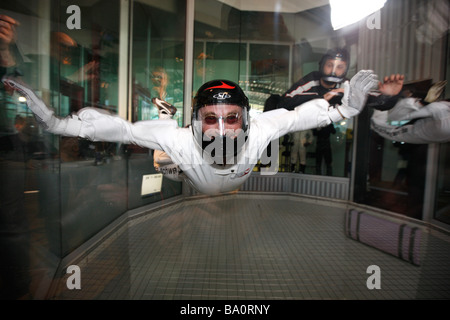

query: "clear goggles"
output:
193 105 248 139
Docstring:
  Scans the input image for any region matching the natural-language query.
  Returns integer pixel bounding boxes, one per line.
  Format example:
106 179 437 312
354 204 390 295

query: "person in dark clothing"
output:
277 47 404 112
264 94 281 113
313 123 336 176
277 47 405 177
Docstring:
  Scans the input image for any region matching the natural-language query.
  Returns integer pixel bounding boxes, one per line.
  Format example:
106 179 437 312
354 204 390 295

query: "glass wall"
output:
193 0 449 222
353 0 449 220
435 142 450 224
0 0 185 299
128 0 184 209
132 0 186 126
0 0 128 299
433 31 450 225
0 0 448 300
193 1 356 177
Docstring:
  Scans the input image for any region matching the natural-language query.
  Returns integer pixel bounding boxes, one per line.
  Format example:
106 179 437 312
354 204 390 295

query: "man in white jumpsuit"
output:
3 73 378 195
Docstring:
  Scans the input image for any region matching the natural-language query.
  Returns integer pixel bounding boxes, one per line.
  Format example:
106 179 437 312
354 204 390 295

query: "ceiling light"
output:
330 0 387 30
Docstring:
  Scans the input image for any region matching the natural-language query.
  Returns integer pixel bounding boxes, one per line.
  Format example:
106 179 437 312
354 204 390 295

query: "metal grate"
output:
240 173 349 200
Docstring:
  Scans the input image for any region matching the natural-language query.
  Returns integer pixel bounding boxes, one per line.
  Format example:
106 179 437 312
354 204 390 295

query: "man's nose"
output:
217 117 225 136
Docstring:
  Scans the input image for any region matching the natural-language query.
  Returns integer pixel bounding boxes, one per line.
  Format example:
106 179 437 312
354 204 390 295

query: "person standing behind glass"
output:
290 129 313 173
277 48 351 111
313 123 336 176
277 47 403 112
278 47 404 177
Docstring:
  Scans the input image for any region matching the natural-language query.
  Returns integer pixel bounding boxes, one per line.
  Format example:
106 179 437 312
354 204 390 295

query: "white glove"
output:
2 76 81 135
328 70 378 122
2 76 55 128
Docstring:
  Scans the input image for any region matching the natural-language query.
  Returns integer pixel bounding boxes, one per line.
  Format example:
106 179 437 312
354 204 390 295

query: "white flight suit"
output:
371 98 450 144
52 99 331 195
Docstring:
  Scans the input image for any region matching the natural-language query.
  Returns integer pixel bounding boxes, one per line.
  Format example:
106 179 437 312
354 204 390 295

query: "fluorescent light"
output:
330 0 387 30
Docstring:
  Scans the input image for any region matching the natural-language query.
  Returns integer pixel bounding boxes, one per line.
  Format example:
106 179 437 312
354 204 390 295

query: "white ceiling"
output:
217 0 330 13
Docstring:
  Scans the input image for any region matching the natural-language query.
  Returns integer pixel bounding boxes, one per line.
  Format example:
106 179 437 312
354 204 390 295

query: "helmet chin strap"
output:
322 75 345 84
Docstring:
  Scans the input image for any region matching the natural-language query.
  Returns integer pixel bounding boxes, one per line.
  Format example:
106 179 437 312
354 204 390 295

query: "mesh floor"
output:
49 194 450 300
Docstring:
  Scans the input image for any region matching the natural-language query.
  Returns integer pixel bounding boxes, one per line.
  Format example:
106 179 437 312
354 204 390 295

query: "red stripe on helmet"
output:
204 81 235 91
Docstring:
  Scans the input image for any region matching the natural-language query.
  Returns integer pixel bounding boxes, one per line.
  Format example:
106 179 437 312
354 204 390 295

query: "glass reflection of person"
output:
0 14 22 125
0 14 33 300
151 66 169 101
371 81 450 144
150 67 182 182
50 31 98 84
0 14 19 70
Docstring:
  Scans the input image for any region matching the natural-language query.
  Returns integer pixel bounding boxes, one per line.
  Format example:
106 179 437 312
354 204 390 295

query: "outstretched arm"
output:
255 70 379 142
327 69 379 122
2 76 178 150
366 73 404 110
378 74 404 96
3 76 83 136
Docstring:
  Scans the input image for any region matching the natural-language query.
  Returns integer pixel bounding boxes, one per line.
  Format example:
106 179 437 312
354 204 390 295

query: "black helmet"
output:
319 48 350 84
193 79 249 116
191 80 250 163
192 79 250 133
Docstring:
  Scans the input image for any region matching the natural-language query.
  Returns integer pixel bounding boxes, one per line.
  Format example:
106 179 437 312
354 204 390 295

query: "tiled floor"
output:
49 194 450 300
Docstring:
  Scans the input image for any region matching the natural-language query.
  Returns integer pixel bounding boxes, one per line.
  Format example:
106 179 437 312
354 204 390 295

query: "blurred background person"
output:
290 129 313 173
313 123 336 176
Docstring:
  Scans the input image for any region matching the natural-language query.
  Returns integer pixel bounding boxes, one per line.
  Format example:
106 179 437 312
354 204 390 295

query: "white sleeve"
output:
75 107 180 150
254 98 332 142
1 76 84 136
1 76 183 151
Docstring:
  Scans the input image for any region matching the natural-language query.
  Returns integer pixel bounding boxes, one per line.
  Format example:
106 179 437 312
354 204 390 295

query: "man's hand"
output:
378 74 404 96
0 15 19 49
2 75 82 136
68 60 99 82
0 15 20 67
2 76 55 127
329 70 378 121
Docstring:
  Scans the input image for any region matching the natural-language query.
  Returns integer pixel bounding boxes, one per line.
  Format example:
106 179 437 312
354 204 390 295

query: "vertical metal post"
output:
118 0 131 120
422 143 439 222
183 0 195 127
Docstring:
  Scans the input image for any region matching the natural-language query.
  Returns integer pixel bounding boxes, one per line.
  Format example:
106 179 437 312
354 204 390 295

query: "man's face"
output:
198 104 243 139
151 70 168 86
323 58 347 77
